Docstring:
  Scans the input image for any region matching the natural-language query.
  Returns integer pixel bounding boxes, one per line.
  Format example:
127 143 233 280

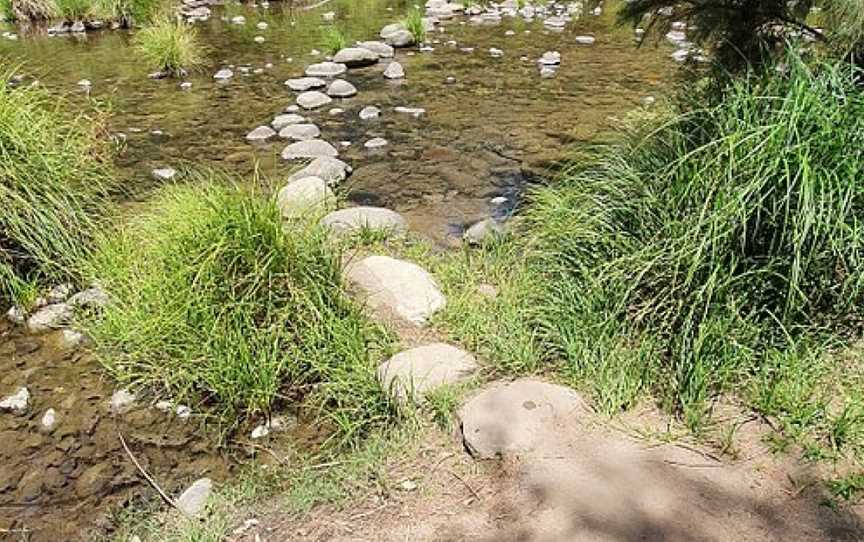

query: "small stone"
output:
251 424 270 439
253 35 265 43
175 405 191 419
6 305 25 325
326 79 357 97
272 113 306 130
364 137 388 149
213 68 233 80
177 478 212 517
384 29 415 47
288 156 352 185
276 177 336 218
285 76 326 91
281 139 339 160
27 303 72 333
575 35 596 45
68 287 109 309
540 66 557 78
400 480 418 491
245 125 277 142
329 107 344 115
296 90 333 109
0 387 30 414
464 218 506 245
383 62 405 79
322 11 335 21
110 388 136 414
180 81 192 90
41 408 57 431
279 123 321 141
359 106 380 120
538 50 561 65
284 104 301 113
445 76 456 84
257 21 268 29
48 283 73 303
231 15 246 24
155 400 173 412
305 62 348 77
394 106 425 117
489 47 504 58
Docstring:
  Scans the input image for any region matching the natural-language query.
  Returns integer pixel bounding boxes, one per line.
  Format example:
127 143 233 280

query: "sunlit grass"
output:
133 15 204 76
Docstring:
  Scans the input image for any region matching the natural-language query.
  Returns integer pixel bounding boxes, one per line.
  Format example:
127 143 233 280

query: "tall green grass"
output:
55 0 90 19
0 68 116 305
403 8 425 44
81 178 395 441
320 26 347 55
133 16 204 76
521 51 864 429
94 0 160 26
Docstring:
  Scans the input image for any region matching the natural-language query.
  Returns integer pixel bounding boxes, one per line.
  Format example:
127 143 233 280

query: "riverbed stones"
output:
245 125 276 142
110 388 136 414
272 113 306 130
385 29 415 48
380 22 406 39
177 478 212 517
276 176 335 219
321 207 407 237
68 287 109 309
41 408 57 431
489 47 504 58
383 61 405 79
281 139 338 160
27 303 72 334
357 40 394 58
5 305 24 325
213 68 233 80
326 79 357 97
151 167 176 181
538 50 561 65
0 387 30 414
296 90 332 109
364 137 388 149
279 123 321 141
58 329 86 350
305 62 347 77
359 105 380 120
394 106 425 117
285 76 326 91
378 343 478 403
458 379 589 459
288 156 351 185
575 35 596 45
333 47 379 67
48 284 73 304
344 255 445 325
464 218 506 245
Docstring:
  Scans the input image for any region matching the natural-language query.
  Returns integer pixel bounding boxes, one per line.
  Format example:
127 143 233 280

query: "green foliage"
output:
94 0 160 26
403 8 425 44
5 0 57 20
81 178 395 440
54 0 89 19
0 68 116 305
619 0 864 69
0 0 14 20
133 16 204 76
320 26 347 55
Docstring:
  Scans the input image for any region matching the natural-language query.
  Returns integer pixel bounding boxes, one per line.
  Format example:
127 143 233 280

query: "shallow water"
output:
0 1 675 538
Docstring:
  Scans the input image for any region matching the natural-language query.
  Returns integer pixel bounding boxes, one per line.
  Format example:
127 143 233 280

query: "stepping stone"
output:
333 47 379 67
177 478 212 517
285 77 326 91
279 123 321 141
344 255 445 325
458 379 589 459
327 79 357 98
245 125 276 142
288 156 352 185
575 35 596 45
378 343 478 403
321 206 407 237
272 113 306 130
297 91 332 109
384 29 415 48
27 303 72 334
213 68 233 80
538 51 561 65
379 22 406 39
276 176 335 219
357 40 394 58
281 139 338 160
359 106 381 120
305 62 347 77
383 62 405 79
364 137 388 149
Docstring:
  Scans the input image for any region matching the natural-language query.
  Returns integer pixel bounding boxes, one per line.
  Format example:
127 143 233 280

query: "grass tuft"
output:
80 177 395 441
133 15 204 76
319 26 347 55
403 8 425 44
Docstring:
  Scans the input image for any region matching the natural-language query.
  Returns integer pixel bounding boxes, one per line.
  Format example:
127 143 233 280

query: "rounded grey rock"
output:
332 47 379 67
359 106 381 120
281 139 339 160
285 77 326 91
305 62 347 77
288 156 352 185
177 478 212 517
383 62 405 79
27 303 72 334
378 343 478 403
357 40 394 58
245 125 277 142
296 90 333 110
326 79 357 97
279 123 321 141
276 176 335 219
271 113 306 130
321 206 407 237
364 137 388 149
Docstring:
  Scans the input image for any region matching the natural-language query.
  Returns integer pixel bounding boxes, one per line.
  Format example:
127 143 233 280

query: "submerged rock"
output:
383 62 405 79
0 387 30 414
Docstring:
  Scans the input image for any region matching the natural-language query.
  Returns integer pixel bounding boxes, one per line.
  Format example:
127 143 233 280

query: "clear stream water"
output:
0 1 674 538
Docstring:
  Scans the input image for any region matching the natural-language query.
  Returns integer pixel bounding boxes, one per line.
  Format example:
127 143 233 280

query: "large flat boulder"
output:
458 379 589 459
344 255 445 325
378 343 478 403
333 47 379 67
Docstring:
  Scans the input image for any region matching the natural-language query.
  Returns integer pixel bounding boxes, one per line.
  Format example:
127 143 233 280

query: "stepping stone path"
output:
276 176 335 218
285 77 326 91
296 91 332 109
458 379 589 459
279 123 321 141
344 255 445 326
333 47 379 67
305 62 347 77
321 206 407 237
288 156 352 185
378 343 478 403
281 139 339 160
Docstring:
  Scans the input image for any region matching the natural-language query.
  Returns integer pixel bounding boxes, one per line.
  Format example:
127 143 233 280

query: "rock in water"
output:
245 125 276 142
296 90 333 109
279 123 321 141
321 207 407 237
177 478 212 517
359 105 381 120
27 304 72 333
276 177 335 219
357 40 394 58
213 68 233 80
384 29 415 48
383 62 405 79
285 77 326 91
305 62 347 77
463 218 506 245
152 167 176 181
0 387 30 414
326 79 357 97
364 137 388 149
288 156 352 185
271 113 306 130
378 343 478 403
344 255 445 325
281 140 339 160
332 47 379 67
458 379 588 459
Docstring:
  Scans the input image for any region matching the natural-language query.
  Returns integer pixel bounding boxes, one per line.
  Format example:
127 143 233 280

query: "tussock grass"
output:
320 26 347 55
81 177 395 439
0 68 116 305
133 16 204 76
94 0 160 26
403 8 425 43
54 0 90 19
